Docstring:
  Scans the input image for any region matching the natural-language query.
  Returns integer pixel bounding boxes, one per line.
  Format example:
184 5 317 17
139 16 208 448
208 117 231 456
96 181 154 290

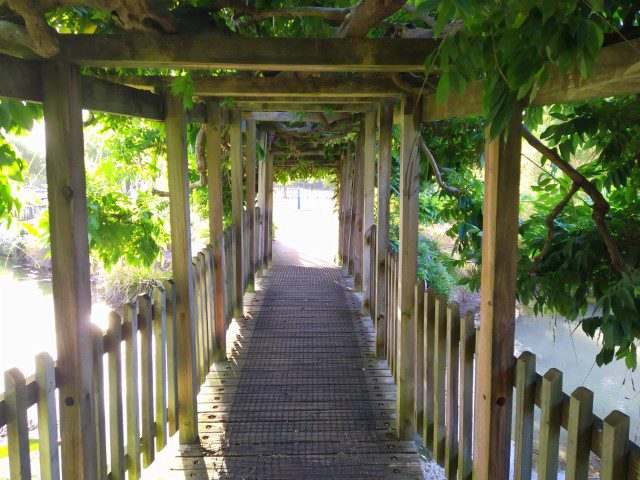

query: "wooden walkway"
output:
172 265 423 479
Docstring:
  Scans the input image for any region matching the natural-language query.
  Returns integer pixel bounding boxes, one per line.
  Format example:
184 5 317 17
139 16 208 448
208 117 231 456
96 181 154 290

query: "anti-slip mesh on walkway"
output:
173 265 422 479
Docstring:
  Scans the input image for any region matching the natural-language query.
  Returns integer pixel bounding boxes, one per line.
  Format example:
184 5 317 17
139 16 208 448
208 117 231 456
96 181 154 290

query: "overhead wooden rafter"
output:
242 112 354 122
233 102 377 113
102 75 406 97
422 38 640 121
20 34 437 72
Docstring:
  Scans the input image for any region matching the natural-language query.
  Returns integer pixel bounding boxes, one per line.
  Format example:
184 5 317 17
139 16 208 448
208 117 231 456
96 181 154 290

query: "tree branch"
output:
400 4 435 28
334 0 406 38
418 137 460 197
531 182 579 275
521 125 632 276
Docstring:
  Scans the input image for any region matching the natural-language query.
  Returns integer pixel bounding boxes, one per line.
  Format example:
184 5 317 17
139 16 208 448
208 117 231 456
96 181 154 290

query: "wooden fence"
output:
0 211 267 479
372 222 640 480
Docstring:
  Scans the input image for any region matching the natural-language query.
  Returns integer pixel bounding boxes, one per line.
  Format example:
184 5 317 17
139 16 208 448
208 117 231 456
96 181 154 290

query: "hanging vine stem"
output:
531 182 580 275
521 125 632 276
152 124 208 196
418 137 460 197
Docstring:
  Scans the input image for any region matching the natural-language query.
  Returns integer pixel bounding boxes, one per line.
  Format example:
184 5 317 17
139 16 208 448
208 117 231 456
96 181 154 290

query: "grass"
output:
0 439 39 459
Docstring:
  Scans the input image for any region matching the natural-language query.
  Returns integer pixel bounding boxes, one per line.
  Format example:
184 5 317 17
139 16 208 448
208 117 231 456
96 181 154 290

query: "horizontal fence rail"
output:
0 219 262 479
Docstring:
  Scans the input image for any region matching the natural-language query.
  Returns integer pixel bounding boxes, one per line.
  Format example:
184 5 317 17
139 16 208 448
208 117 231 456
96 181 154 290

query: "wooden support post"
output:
266 146 274 265
230 109 244 313
165 91 198 444
42 60 97 479
362 110 376 315
352 125 365 290
396 95 421 440
205 101 227 361
246 119 257 288
473 105 522 480
345 146 355 273
338 154 346 264
375 101 393 358
257 141 267 273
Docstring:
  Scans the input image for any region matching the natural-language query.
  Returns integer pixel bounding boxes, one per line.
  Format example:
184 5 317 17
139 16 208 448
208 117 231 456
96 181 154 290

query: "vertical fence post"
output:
362 110 376 315
375 101 393 358
165 91 198 444
397 95 421 440
473 104 522 480
205 101 227 361
91 328 107 480
42 60 97 479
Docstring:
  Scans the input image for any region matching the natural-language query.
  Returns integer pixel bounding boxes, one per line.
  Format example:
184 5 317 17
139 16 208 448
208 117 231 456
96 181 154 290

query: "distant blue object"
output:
297 189 301 209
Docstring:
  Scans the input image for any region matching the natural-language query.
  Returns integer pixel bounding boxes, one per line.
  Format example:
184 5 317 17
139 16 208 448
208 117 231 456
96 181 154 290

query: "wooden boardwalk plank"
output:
175 265 422 479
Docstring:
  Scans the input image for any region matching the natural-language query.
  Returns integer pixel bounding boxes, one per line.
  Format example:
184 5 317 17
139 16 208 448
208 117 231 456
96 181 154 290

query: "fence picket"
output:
138 294 155 467
444 303 460 478
601 410 630 480
423 286 436 448
457 313 475 480
164 280 179 435
90 329 107 480
565 387 593 480
5 368 31 479
108 312 125 480
414 281 425 435
514 351 536 480
124 303 141 479
538 368 563 480
152 286 168 451
433 294 447 465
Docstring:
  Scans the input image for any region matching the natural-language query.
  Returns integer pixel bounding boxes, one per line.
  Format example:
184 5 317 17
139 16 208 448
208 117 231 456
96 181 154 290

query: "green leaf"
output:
436 73 451 105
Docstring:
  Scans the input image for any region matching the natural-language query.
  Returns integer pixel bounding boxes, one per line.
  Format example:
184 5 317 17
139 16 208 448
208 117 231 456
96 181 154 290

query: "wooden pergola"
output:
1 18 640 480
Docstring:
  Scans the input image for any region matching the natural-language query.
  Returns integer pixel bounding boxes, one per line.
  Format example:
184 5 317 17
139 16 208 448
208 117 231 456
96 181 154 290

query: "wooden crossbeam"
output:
0 54 164 120
242 111 353 122
229 96 383 104
234 102 376 112
53 34 436 72
422 38 640 121
104 75 404 97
